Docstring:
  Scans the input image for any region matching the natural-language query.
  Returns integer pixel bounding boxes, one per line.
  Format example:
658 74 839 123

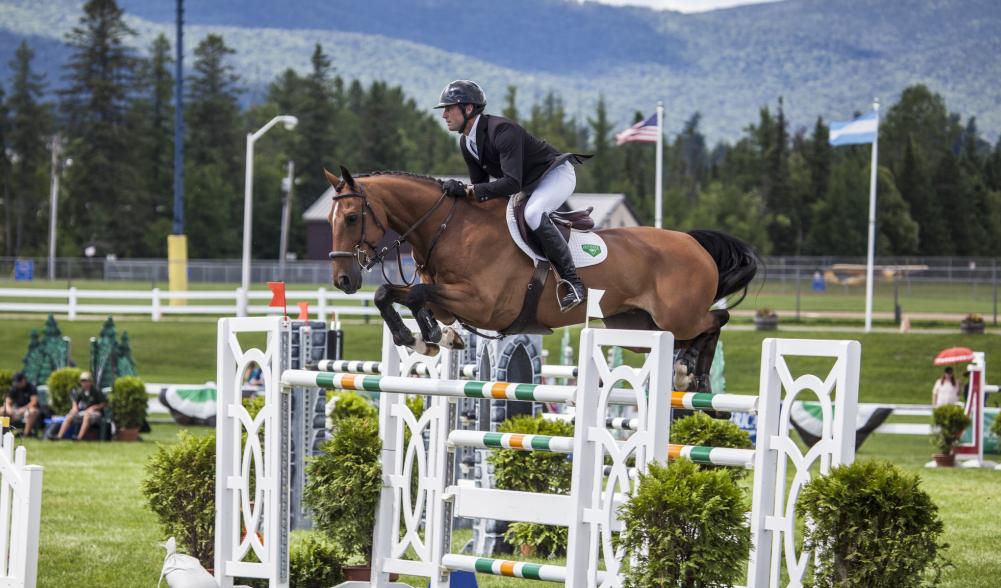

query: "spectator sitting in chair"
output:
54 371 106 441
1 372 40 437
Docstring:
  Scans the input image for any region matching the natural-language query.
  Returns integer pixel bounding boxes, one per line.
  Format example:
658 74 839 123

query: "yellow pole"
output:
167 234 188 306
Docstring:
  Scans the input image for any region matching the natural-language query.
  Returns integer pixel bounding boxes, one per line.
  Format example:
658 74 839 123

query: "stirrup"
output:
555 278 585 312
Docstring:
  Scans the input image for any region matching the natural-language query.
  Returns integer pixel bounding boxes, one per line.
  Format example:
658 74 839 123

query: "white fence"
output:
0 432 43 588
0 287 379 322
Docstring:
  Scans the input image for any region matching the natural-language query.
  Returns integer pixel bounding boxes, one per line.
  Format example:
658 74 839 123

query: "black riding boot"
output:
532 215 587 312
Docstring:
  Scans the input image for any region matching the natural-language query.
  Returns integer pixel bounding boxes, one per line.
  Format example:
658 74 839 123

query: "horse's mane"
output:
337 170 444 191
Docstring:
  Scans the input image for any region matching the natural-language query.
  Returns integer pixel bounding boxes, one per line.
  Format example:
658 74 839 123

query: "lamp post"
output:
240 115 297 314
48 135 71 280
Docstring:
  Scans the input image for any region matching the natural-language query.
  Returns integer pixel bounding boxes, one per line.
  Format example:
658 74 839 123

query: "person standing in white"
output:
435 80 590 311
932 366 960 407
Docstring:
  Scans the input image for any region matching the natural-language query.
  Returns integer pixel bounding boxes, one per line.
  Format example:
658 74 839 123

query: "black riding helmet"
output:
434 80 486 133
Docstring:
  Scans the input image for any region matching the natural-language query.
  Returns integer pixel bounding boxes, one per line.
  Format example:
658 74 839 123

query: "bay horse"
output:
324 166 758 390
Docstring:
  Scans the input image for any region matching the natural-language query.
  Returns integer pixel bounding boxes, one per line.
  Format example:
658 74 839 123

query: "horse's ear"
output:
323 168 340 187
339 165 356 189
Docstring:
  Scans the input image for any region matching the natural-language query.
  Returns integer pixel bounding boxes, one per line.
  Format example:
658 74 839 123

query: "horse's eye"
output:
345 213 359 226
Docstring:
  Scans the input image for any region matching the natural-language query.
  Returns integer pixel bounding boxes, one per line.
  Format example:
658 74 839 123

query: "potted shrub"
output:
111 376 148 440
142 431 217 569
488 414 574 557
960 313 985 334
753 308 779 331
47 367 82 415
619 459 750 587
797 460 948 587
304 416 382 580
930 404 971 467
288 532 345 587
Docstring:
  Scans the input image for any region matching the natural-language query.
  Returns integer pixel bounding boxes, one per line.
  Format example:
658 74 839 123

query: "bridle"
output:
327 180 459 286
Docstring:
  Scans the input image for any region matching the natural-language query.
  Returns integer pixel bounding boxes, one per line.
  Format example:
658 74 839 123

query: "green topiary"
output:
141 431 216 568
110 376 147 430
670 411 753 481
797 459 948 587
303 416 381 563
328 391 377 426
46 367 81 415
619 459 750 588
931 404 971 454
288 532 346 587
489 414 575 558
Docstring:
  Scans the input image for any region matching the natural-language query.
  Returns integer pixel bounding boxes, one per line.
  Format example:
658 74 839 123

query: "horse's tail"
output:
687 229 760 309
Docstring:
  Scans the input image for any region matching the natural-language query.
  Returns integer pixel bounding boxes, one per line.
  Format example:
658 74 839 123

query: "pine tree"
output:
185 34 243 257
587 95 615 193
60 0 141 257
293 43 341 222
6 40 51 256
129 33 174 255
897 138 952 254
761 99 794 253
874 166 918 255
0 83 11 256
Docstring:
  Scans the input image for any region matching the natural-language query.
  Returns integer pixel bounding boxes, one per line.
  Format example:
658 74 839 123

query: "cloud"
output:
584 0 784 13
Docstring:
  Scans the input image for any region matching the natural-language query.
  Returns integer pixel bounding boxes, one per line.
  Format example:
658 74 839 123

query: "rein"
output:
328 181 459 286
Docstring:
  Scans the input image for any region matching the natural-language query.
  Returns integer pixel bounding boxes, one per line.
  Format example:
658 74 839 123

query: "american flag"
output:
615 113 660 145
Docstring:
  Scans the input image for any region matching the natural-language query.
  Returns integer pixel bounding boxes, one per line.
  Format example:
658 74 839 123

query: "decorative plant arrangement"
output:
929 404 971 467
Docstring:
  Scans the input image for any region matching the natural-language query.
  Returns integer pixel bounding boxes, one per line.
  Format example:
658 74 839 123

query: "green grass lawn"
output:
3 315 998 400
21 425 1000 587
7 313 1001 586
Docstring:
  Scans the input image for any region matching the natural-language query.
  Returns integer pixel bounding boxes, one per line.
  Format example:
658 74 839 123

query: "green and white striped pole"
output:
668 444 755 468
448 431 575 453
282 370 578 404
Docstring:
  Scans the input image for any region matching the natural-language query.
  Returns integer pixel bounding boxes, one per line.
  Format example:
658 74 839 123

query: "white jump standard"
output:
215 317 861 588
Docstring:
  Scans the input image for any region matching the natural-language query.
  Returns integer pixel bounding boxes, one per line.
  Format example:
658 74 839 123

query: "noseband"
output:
328 180 458 286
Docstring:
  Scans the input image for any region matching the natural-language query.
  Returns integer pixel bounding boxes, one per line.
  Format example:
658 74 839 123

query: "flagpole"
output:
864 98 880 333
655 101 664 229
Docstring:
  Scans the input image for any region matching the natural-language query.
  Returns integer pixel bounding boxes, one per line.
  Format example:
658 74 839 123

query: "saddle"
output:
513 194 595 254
503 194 596 336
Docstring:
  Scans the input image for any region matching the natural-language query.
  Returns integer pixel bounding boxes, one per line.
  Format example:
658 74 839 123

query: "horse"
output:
323 166 759 390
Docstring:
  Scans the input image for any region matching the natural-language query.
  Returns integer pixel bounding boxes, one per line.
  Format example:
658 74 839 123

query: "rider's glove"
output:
442 179 467 199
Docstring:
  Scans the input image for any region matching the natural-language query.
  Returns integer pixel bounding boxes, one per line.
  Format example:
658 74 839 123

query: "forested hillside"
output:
0 0 998 140
0 0 999 264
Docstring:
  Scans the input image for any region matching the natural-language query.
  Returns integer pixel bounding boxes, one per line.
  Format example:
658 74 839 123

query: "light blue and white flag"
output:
829 111 878 146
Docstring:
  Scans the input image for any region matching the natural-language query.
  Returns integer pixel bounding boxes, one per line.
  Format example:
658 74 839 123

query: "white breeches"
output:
525 162 576 230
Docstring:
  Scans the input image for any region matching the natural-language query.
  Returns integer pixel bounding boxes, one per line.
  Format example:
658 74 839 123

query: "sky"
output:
588 0 783 12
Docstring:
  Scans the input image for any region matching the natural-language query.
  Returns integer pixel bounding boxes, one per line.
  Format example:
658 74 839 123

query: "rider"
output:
435 80 587 312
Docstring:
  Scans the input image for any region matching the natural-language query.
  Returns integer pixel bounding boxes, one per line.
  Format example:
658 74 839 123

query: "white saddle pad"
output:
506 197 608 267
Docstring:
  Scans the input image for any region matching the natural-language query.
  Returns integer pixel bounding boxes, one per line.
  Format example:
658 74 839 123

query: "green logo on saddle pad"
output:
581 244 602 257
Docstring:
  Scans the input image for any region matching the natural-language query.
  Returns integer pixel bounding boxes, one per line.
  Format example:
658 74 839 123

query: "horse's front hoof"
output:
413 339 440 357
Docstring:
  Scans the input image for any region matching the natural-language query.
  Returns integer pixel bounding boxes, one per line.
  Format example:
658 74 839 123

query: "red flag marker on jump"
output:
297 301 309 320
267 281 287 320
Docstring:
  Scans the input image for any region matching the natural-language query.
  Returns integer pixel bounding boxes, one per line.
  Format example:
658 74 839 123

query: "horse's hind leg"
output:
688 309 730 393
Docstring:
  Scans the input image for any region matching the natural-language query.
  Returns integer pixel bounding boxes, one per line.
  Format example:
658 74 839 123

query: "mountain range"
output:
0 0 998 142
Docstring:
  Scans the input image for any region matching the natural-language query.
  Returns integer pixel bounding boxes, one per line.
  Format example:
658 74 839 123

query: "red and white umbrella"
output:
934 347 975 366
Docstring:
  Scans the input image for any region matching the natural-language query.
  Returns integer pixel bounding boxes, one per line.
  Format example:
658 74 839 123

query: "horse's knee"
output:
374 285 400 310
